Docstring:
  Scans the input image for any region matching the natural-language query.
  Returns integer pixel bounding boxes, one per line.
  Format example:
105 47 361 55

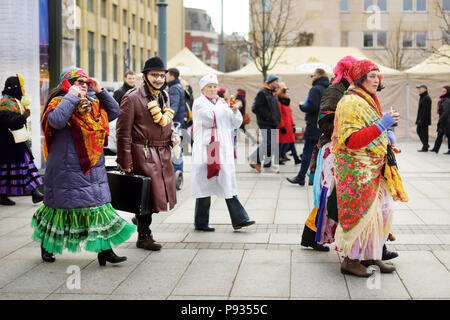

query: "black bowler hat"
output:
142 56 168 73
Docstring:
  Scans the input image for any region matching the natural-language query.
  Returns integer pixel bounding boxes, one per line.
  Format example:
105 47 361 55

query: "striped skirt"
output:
0 152 42 195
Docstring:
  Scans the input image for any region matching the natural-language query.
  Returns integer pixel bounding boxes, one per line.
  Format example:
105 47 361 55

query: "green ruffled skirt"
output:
31 203 136 254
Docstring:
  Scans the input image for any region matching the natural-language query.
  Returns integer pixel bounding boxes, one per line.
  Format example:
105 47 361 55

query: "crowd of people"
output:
8 51 448 278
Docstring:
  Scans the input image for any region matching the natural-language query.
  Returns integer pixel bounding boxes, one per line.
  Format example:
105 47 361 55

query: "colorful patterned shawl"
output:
0 95 23 114
42 96 109 175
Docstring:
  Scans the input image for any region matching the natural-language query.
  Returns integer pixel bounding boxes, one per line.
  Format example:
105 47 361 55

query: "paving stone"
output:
269 233 300 245
184 232 269 244
393 234 443 245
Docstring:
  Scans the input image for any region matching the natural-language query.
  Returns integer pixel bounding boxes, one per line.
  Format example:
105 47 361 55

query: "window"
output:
148 22 151 35
444 0 450 11
113 39 118 81
132 45 136 72
192 41 203 55
341 31 349 46
113 5 118 22
154 25 158 37
363 0 374 12
402 31 413 48
140 48 144 70
123 42 129 72
377 31 387 47
403 0 413 11
377 0 387 11
340 0 349 12
101 36 107 81
123 9 127 26
363 32 374 47
416 0 427 12
416 32 427 48
132 14 136 29
101 0 106 18
88 0 94 12
76 29 80 68
88 32 95 77
263 0 271 13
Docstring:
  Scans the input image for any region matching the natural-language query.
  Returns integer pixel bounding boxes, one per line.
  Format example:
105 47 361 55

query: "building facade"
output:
252 0 449 69
76 0 184 83
184 7 219 69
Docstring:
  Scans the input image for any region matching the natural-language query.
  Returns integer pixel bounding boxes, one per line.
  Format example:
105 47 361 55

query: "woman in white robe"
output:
191 74 255 231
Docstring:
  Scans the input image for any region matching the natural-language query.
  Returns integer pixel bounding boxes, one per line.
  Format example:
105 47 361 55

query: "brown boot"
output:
340 257 373 278
362 260 396 273
136 233 162 251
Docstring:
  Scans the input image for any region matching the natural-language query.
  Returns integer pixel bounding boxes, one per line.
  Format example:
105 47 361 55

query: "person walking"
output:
437 88 450 154
0 74 44 206
167 68 186 189
416 84 432 152
249 74 281 173
287 69 329 186
431 86 450 154
191 74 255 232
235 89 257 145
31 67 135 265
331 60 408 277
277 86 300 164
113 70 136 104
116 56 180 251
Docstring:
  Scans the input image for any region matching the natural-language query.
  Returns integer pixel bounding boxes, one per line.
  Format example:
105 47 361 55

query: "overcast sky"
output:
183 0 249 35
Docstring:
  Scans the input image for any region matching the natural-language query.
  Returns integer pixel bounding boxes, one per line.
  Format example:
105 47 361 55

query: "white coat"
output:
191 94 242 199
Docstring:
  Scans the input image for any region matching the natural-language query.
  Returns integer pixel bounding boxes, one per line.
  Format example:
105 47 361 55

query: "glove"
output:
387 129 396 145
376 113 396 132
280 127 287 134
292 125 296 133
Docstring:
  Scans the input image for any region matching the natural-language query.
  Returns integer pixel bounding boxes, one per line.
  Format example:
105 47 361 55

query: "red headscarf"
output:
348 60 383 113
332 56 358 85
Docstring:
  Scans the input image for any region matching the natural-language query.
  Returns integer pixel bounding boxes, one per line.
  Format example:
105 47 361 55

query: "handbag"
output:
206 113 221 179
242 113 250 125
9 125 30 143
107 170 152 215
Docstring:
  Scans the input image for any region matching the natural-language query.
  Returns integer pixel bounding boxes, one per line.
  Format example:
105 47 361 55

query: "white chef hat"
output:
199 74 218 90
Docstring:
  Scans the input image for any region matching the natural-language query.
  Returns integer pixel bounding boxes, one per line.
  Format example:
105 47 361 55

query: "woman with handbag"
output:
31 67 135 265
331 60 408 277
0 75 43 206
191 74 255 231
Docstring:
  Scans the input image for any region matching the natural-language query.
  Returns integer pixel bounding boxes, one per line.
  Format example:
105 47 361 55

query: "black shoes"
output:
444 151 450 155
417 149 428 152
41 243 55 263
98 249 127 266
382 245 399 261
301 241 330 252
286 176 305 186
233 220 255 230
195 226 215 232
0 194 15 206
31 188 44 204
294 157 301 165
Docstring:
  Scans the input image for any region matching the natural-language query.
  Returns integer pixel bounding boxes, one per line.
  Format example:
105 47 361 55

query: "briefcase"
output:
107 171 152 215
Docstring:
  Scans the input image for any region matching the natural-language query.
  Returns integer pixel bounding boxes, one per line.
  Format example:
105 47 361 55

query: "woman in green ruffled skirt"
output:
31 68 135 265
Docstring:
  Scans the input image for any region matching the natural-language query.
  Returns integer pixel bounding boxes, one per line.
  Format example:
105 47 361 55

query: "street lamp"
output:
157 0 168 64
219 0 225 72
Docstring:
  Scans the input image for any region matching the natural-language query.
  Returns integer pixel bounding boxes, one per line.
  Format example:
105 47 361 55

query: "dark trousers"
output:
249 125 277 168
296 139 317 180
417 125 429 150
280 143 299 159
301 224 316 245
136 213 156 235
195 196 250 228
432 130 450 152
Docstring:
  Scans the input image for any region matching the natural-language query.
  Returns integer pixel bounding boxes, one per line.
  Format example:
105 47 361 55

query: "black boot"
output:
0 194 15 206
294 156 301 165
286 176 305 186
301 240 330 252
41 243 55 263
98 249 127 266
382 245 398 261
31 188 44 204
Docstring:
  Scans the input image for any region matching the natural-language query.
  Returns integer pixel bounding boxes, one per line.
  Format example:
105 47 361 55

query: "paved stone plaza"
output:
0 140 449 300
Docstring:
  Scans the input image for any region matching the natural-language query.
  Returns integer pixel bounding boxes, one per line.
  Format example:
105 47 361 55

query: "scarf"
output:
42 96 109 175
263 83 276 96
203 94 219 105
0 95 22 114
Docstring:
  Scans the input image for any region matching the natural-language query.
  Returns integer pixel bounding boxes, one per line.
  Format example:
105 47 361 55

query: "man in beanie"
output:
116 56 181 251
248 74 281 173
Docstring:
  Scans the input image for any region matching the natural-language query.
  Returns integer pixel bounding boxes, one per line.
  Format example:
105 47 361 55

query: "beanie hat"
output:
349 60 379 82
142 56 167 73
266 74 279 84
199 74 218 90
59 67 89 84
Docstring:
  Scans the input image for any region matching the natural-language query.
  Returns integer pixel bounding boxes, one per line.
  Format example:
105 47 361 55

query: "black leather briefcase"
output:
107 171 152 215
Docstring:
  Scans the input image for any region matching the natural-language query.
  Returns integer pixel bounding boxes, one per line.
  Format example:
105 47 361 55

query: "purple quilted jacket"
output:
43 90 119 209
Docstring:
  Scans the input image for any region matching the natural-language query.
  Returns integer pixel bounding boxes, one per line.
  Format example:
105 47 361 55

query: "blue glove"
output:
376 113 396 132
387 129 396 145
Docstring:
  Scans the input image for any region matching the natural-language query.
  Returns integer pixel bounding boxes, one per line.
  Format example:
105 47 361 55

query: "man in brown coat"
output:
117 56 180 251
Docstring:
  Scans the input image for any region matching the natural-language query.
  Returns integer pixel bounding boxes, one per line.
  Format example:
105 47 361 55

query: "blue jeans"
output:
280 143 299 159
296 139 317 180
173 151 183 172
195 196 250 228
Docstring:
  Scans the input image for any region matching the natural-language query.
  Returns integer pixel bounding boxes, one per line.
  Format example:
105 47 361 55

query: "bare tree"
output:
225 33 249 72
383 19 413 70
246 0 303 82
429 0 450 63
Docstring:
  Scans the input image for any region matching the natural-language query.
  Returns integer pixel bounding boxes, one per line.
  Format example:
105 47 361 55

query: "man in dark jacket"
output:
287 68 329 185
416 84 432 152
113 70 136 104
249 74 281 173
